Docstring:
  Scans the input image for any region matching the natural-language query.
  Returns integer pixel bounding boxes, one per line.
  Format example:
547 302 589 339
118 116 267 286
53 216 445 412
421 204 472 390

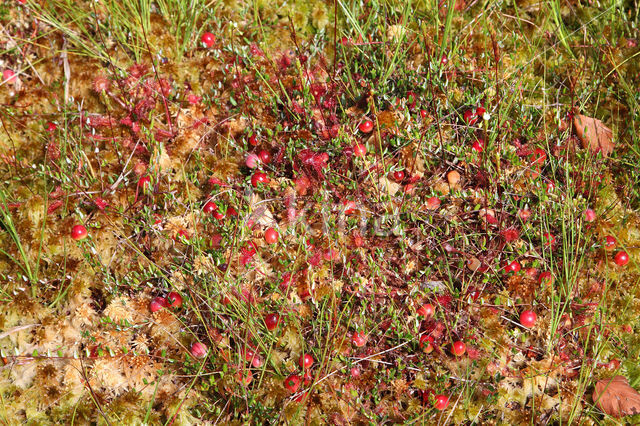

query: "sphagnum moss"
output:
0 0 639 424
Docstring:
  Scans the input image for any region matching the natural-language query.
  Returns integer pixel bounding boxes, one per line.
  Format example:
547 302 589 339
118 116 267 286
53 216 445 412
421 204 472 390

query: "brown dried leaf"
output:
377 176 400 196
593 375 640 418
400 145 425 178
573 114 614 157
376 110 401 130
466 256 481 271
345 104 364 118
248 194 276 227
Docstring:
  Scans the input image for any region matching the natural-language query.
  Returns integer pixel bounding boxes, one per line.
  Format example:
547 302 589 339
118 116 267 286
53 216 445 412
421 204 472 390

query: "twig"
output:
0 324 39 340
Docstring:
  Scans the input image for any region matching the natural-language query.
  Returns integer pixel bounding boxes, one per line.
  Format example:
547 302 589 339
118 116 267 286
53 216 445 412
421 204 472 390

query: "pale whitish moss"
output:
66 274 94 308
149 310 181 341
130 334 150 354
105 329 134 349
71 303 98 329
123 357 158 394
10 360 38 390
59 319 82 353
36 316 67 353
103 296 135 325
92 225 124 265
164 214 194 237
168 270 189 291
62 359 85 395
92 358 128 397
192 254 215 276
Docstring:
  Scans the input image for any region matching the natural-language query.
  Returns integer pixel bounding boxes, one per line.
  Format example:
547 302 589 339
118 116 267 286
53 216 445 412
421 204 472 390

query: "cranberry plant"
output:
0 0 639 424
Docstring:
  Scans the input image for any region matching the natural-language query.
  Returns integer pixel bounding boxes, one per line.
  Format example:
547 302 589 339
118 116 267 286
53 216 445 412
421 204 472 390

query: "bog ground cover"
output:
1 0 640 424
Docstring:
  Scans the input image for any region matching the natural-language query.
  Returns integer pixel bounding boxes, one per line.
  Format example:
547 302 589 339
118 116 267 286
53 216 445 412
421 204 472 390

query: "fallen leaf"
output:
573 114 614 157
466 256 481 271
400 145 425 178
376 110 401 130
593 375 640 418
377 176 400 196
248 194 277 227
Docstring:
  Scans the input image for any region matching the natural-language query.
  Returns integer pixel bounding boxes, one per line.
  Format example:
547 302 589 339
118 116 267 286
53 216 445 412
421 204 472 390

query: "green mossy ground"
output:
1 0 639 424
